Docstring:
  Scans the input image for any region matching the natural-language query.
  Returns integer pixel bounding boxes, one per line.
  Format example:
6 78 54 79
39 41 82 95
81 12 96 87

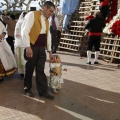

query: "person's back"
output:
85 17 105 33
85 11 105 65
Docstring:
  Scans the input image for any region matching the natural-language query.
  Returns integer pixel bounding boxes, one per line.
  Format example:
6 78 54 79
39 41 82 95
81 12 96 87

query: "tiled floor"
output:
0 51 120 120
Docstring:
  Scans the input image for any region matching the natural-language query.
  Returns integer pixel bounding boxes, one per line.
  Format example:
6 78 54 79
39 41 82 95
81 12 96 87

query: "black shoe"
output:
87 61 91 65
94 61 99 64
0 78 4 82
39 93 55 100
24 89 34 97
20 74 24 77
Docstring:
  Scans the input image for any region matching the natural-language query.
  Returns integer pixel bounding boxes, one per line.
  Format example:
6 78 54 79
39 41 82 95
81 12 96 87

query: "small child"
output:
48 55 67 93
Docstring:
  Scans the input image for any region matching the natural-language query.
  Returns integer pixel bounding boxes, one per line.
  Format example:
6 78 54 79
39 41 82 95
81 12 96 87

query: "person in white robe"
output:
14 12 27 76
0 21 17 81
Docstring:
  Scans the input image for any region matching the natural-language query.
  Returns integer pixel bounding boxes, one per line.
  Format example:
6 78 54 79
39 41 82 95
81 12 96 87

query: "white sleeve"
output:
55 17 59 30
2 23 8 38
21 12 34 47
47 22 52 51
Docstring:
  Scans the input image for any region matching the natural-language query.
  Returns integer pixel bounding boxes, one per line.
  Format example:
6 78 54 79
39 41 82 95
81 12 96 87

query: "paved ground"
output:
0 50 120 120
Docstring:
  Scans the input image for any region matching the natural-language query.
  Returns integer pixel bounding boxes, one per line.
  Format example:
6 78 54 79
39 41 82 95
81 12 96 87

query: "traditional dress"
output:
0 21 17 78
14 12 26 75
48 62 64 92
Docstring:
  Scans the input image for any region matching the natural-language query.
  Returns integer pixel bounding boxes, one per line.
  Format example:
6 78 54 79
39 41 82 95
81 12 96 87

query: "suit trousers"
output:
24 46 48 95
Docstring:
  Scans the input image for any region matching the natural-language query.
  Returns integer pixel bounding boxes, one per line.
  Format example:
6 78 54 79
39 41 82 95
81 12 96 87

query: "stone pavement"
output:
0 50 120 120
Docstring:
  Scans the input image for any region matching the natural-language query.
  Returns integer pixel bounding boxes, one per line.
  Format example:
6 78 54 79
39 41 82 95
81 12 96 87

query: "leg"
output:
35 47 54 100
35 47 47 95
56 30 61 49
87 36 94 64
62 15 71 31
24 47 38 92
94 36 101 63
51 29 57 53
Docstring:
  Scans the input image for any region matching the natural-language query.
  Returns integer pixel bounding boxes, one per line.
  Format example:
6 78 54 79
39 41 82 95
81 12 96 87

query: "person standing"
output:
49 13 59 53
85 11 105 64
14 12 27 77
0 21 17 82
21 1 55 100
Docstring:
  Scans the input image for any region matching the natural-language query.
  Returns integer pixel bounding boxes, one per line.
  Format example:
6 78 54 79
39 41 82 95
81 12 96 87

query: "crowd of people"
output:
0 0 109 100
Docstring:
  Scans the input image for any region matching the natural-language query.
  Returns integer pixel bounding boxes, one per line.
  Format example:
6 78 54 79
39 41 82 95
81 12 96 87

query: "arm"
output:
47 22 54 61
85 20 91 30
21 12 34 58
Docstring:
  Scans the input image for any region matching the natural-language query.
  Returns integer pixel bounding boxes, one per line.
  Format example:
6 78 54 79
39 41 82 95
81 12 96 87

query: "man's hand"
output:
26 47 33 58
49 51 54 62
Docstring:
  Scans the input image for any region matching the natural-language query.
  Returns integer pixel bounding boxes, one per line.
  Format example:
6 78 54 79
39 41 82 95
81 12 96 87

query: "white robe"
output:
0 21 17 71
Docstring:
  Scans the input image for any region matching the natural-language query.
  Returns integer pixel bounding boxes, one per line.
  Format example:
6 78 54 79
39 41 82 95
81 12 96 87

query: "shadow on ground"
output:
0 74 120 120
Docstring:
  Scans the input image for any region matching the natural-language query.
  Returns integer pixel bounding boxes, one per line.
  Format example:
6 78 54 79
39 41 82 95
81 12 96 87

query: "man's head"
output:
10 14 15 20
42 1 55 18
94 11 102 18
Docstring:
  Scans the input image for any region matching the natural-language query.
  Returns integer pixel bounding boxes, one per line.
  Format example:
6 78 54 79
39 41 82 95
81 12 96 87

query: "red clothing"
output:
99 0 109 6
88 32 102 36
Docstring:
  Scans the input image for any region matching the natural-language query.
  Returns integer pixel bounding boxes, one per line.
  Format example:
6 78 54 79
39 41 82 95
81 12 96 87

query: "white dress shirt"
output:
21 11 51 51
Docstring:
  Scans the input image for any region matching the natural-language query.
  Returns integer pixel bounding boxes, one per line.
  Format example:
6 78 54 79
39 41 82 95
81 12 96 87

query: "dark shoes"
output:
87 61 91 65
24 89 34 97
24 89 54 100
39 93 55 100
0 78 4 82
94 61 99 64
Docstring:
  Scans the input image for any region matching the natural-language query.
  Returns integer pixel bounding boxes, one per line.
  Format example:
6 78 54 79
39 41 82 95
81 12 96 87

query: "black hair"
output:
23 12 27 17
10 14 15 20
43 1 55 9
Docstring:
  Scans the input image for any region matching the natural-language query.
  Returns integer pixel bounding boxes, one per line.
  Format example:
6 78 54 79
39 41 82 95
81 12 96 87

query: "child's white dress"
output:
48 63 63 90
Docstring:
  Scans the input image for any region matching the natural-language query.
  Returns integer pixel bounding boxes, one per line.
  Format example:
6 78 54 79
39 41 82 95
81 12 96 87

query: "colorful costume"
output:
0 21 17 78
48 55 64 93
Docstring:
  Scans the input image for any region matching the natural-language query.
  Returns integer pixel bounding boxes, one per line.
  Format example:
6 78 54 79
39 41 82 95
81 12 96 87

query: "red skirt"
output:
0 60 16 77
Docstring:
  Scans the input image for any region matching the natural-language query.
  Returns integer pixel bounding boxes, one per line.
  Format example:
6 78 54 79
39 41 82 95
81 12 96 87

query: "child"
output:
48 55 67 93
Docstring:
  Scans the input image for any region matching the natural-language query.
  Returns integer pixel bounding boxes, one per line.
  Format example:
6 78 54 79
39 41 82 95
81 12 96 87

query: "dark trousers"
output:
24 46 48 95
57 30 61 49
6 36 14 54
87 36 101 51
50 29 57 52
